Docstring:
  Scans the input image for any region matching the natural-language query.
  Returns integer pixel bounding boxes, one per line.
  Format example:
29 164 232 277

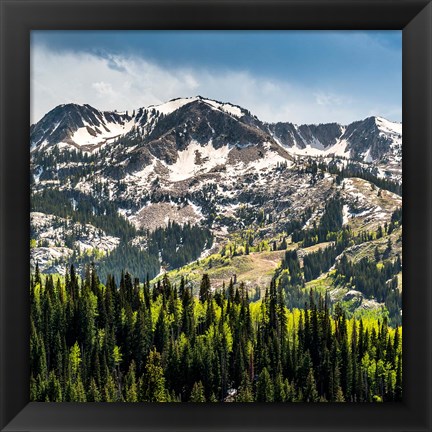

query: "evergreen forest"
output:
30 264 402 403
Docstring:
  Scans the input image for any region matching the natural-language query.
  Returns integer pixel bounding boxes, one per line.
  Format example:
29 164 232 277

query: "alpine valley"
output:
29 94 404 404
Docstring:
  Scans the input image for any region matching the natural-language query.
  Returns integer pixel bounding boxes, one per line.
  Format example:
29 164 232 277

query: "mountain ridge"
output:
31 97 401 170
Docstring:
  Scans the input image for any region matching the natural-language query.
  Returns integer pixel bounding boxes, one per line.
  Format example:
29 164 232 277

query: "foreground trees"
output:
30 265 402 402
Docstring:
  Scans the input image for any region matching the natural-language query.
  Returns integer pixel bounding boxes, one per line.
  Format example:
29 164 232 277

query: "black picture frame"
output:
1 1 431 431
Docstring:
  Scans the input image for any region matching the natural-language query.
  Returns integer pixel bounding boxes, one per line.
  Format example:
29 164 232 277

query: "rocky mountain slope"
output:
30 96 402 323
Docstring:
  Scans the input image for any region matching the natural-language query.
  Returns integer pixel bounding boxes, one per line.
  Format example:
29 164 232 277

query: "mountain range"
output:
30 96 402 324
31 96 401 167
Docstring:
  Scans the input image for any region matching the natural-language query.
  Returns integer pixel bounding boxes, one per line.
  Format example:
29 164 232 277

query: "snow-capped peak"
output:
374 116 402 136
147 96 245 118
200 98 245 118
147 97 200 115
30 103 134 152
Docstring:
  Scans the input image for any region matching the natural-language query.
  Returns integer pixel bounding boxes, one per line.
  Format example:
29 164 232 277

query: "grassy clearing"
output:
304 272 335 295
152 249 288 294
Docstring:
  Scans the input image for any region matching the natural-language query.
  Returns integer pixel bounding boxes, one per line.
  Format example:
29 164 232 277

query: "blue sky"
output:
31 30 402 124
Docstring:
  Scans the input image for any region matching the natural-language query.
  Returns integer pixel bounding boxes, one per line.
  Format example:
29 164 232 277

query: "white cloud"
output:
92 81 115 96
314 92 350 106
30 45 400 125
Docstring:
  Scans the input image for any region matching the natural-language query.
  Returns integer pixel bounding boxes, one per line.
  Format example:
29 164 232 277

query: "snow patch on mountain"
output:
287 137 350 158
362 148 372 163
71 118 135 147
342 204 350 225
33 166 44 184
150 97 198 115
203 99 244 118
245 147 289 172
125 159 158 185
375 117 402 167
35 140 49 151
167 140 231 182
375 117 402 136
327 138 351 158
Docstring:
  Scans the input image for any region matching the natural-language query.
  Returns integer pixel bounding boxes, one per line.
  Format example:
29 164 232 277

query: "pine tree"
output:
47 370 63 402
124 361 138 402
142 349 167 402
190 381 206 402
304 368 319 402
274 373 287 402
236 371 253 402
134 309 152 375
87 378 101 402
256 367 274 402
104 373 119 402
154 309 168 354
395 354 402 401
69 341 82 380
199 274 211 303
